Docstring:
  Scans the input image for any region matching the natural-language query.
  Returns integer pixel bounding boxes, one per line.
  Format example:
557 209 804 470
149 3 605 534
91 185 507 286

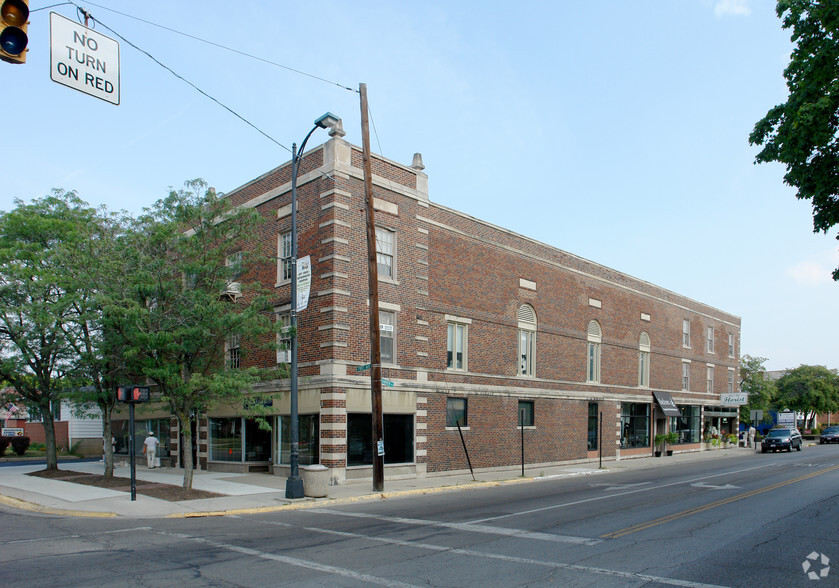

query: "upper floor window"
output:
682 361 690 391
380 310 396 364
227 250 243 276
518 304 537 377
728 368 736 394
279 232 292 282
587 320 602 383
706 365 714 393
226 334 241 369
447 322 468 370
376 227 396 279
639 332 651 388
728 333 735 358
276 311 291 364
707 327 715 354
682 319 691 348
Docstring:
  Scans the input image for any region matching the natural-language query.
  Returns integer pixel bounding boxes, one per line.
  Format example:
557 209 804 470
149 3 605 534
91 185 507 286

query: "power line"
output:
67 2 292 153
78 1 359 94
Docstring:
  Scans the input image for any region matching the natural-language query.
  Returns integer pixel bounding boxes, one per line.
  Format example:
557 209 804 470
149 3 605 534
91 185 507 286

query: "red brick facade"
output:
201 131 740 483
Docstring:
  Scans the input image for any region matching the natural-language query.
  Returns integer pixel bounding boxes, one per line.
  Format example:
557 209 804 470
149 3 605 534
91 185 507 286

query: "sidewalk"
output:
0 447 759 519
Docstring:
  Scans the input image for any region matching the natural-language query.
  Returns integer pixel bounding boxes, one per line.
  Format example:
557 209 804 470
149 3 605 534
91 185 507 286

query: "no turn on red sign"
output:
50 12 120 105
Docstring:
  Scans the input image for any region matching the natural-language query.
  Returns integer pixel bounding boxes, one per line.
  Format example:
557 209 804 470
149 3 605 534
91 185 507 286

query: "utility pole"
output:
360 83 384 492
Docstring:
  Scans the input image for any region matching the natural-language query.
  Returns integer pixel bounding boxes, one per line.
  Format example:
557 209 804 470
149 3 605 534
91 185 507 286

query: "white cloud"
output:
715 0 751 18
787 249 839 286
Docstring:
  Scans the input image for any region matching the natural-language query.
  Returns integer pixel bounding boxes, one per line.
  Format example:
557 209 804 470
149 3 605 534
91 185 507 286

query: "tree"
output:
739 355 777 425
0 192 100 470
750 0 839 279
62 208 135 477
775 364 839 429
104 180 277 490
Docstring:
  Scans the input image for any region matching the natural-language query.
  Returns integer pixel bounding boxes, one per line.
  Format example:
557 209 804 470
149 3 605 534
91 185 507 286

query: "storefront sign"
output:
653 391 681 417
720 392 747 406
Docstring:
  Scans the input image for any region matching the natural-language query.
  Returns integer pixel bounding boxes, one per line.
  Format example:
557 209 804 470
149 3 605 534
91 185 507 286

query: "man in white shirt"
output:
143 431 159 469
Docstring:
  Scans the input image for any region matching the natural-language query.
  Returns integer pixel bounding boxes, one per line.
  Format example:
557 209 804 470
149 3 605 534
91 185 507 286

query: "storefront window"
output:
670 405 700 444
620 403 650 448
113 418 170 457
209 417 273 462
209 417 242 462
278 414 319 466
587 402 598 451
347 413 414 466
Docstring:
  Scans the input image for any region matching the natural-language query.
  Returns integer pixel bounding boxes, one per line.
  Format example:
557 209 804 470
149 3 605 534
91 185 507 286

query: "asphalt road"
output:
2 446 838 587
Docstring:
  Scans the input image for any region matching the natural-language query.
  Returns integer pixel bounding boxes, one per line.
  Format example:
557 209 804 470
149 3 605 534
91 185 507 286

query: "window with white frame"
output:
279 232 292 282
276 311 291 364
518 304 537 376
587 320 602 383
707 326 715 354
225 251 242 282
682 360 690 391
380 310 396 364
639 332 650 388
447 321 468 370
682 319 691 348
728 333 735 358
376 227 395 279
226 334 241 369
706 365 714 393
728 368 735 394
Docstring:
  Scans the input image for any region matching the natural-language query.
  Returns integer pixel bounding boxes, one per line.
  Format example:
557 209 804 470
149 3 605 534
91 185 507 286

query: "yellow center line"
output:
601 463 839 539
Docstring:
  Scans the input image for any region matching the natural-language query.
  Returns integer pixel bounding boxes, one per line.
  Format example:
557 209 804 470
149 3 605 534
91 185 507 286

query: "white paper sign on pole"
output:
296 256 311 312
50 12 120 105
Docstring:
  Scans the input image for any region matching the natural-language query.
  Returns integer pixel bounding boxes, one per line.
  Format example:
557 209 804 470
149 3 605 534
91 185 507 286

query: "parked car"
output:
819 426 839 444
761 428 802 453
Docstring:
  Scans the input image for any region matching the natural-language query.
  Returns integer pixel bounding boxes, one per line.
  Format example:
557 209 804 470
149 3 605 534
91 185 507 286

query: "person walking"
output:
143 431 159 469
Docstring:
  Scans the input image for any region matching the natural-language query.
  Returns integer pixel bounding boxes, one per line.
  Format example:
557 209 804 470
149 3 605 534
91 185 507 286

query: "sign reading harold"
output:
50 12 120 105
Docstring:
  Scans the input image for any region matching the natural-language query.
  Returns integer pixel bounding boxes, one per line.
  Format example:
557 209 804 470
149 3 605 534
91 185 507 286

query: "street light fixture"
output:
286 112 340 499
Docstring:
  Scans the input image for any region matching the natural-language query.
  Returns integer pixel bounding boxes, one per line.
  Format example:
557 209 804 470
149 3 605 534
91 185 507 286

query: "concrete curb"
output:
0 493 117 518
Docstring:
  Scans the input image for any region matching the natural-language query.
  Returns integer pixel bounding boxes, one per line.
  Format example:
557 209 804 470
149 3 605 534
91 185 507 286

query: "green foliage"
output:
654 434 666 448
750 0 839 279
665 432 680 445
739 355 777 423
775 364 839 416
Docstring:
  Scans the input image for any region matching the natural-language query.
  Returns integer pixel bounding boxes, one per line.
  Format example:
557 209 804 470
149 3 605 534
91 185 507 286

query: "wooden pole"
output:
359 83 384 492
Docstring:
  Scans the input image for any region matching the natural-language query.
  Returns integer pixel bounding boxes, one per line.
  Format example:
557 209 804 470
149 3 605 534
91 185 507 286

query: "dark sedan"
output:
761 428 802 453
820 426 839 444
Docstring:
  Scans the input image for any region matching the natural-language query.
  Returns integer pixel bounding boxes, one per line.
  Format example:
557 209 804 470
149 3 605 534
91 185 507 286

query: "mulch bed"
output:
27 469 224 501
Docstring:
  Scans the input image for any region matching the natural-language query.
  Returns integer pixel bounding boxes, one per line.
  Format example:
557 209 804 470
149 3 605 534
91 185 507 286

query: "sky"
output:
2 0 837 372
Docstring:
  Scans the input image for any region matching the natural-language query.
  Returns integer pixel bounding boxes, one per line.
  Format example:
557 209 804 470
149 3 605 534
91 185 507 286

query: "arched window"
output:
518 304 537 376
639 332 650 387
587 320 601 383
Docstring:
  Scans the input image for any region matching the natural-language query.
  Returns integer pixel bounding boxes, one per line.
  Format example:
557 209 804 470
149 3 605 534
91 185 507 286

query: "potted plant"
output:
664 432 679 456
654 434 665 457
726 434 737 447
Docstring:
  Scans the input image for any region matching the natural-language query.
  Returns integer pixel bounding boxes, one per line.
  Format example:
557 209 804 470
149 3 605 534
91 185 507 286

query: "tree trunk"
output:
178 412 194 490
102 410 114 478
41 408 58 471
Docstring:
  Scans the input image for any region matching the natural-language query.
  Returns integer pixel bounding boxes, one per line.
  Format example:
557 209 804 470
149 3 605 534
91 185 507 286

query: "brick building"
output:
135 123 741 484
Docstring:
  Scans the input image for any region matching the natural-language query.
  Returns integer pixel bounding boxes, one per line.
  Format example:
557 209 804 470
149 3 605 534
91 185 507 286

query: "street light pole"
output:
286 112 340 500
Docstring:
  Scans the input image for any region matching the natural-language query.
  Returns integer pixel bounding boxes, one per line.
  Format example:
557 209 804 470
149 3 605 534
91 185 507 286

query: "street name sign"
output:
50 12 120 105
381 378 394 387
356 363 371 372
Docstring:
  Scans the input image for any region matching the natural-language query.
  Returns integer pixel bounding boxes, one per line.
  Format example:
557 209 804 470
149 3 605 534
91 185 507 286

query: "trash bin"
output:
301 464 329 498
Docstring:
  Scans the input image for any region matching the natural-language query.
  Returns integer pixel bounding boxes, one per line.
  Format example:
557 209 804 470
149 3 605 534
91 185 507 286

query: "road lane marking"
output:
250 517 729 588
309 508 601 545
466 463 773 524
156 529 420 588
601 463 839 539
690 482 740 490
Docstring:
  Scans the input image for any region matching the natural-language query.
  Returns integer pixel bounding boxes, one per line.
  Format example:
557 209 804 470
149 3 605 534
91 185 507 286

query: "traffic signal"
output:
0 0 28 64
117 386 150 403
